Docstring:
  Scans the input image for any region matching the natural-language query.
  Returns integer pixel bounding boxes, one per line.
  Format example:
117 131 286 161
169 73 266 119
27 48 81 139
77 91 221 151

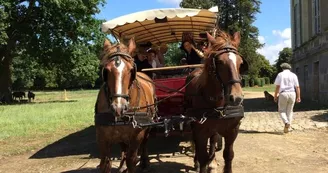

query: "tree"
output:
180 0 216 9
0 2 8 45
0 0 106 103
257 54 276 82
164 43 185 66
180 0 264 79
275 47 292 72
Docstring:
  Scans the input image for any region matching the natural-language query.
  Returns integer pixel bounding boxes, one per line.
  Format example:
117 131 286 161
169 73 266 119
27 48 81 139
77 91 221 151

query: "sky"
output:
96 0 291 64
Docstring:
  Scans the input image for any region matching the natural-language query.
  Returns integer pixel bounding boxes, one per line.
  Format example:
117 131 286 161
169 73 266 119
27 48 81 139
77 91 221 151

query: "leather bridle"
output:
102 50 136 102
207 44 243 96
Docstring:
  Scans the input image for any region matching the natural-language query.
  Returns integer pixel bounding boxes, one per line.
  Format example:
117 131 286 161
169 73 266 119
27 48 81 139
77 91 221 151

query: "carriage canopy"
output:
101 8 217 46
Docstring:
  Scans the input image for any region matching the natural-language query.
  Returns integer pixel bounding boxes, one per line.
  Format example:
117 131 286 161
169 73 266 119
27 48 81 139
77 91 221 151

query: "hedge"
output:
264 77 270 84
242 75 250 87
249 78 255 87
254 78 261 86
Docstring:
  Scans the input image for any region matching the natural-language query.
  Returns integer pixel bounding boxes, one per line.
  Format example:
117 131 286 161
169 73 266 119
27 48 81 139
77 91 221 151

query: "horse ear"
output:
206 32 216 46
128 37 136 55
104 39 111 50
233 31 241 47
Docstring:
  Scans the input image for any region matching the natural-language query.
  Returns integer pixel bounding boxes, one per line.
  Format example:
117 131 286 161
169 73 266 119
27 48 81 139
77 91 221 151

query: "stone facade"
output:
291 0 328 103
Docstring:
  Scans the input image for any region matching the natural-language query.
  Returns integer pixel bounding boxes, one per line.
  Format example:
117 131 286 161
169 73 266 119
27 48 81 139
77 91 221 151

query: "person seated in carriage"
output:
133 48 153 78
156 44 167 66
180 32 205 65
146 48 163 68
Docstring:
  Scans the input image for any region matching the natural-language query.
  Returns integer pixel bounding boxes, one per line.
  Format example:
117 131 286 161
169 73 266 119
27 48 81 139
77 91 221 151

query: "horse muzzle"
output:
227 94 244 106
110 103 129 119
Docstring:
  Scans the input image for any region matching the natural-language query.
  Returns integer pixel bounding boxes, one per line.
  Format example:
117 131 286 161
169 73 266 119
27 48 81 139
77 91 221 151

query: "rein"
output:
130 73 197 110
96 49 198 129
95 43 245 131
182 44 245 124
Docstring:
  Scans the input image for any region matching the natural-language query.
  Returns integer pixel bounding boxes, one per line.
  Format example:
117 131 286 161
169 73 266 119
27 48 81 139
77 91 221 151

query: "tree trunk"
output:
0 49 13 103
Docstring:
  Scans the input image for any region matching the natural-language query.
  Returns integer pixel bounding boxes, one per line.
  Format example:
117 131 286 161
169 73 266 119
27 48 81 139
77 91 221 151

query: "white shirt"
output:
274 69 299 93
150 60 157 68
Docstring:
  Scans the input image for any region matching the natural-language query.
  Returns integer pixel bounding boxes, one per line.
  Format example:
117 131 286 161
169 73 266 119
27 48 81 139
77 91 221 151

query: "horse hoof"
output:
208 164 218 173
140 167 151 173
140 160 150 169
193 162 200 171
118 166 127 173
208 168 218 173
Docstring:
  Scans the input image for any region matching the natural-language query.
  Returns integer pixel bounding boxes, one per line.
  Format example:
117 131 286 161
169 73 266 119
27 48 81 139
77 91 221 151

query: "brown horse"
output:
95 38 156 173
184 30 248 173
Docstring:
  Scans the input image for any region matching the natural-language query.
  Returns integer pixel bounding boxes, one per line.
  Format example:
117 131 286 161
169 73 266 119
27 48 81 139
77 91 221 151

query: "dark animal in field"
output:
28 91 35 102
12 91 25 100
264 91 275 102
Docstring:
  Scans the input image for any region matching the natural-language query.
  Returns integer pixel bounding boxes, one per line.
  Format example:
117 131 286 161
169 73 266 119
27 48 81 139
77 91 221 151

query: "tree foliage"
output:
275 47 292 72
0 0 106 99
257 54 276 82
180 0 264 79
180 0 216 9
164 43 185 66
0 1 9 45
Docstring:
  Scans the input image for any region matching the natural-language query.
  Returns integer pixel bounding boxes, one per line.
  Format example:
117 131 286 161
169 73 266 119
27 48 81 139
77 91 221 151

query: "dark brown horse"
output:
184 30 248 173
95 38 156 173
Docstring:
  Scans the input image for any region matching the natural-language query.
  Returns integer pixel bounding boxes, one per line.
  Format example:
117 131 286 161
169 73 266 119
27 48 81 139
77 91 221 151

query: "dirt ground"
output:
0 92 327 173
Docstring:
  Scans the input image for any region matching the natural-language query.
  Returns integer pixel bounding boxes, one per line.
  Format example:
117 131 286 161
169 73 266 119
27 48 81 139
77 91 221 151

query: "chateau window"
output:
312 0 321 34
293 0 302 47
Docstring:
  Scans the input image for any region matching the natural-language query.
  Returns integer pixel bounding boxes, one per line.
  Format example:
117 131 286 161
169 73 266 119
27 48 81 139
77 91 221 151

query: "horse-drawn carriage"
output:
95 7 248 173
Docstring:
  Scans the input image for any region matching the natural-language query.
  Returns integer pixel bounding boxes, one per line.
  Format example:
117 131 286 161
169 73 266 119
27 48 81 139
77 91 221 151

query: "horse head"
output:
203 30 249 106
100 38 137 117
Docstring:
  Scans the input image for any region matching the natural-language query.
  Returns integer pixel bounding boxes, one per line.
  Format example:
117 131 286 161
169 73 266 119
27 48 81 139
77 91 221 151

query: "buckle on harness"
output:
215 109 225 117
200 113 207 124
131 116 140 128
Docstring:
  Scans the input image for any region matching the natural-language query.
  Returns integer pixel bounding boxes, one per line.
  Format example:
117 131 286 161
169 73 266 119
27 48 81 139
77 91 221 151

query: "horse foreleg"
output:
192 138 199 171
126 131 145 173
194 136 209 173
208 134 221 173
126 146 140 173
209 134 219 159
216 134 223 151
222 127 240 173
98 141 112 173
118 143 128 173
139 128 151 169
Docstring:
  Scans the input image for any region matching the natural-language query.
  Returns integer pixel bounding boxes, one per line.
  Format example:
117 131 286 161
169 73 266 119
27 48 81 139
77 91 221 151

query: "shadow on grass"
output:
61 161 194 173
30 126 98 159
33 100 78 104
0 100 78 106
30 126 193 160
244 98 328 112
311 111 328 122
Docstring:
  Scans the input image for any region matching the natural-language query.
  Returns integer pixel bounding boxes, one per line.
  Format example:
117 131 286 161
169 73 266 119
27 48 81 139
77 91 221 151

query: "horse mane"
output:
196 29 239 89
100 42 134 67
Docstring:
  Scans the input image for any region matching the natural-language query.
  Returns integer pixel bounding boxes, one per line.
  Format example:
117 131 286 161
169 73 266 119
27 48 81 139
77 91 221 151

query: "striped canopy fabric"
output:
101 8 217 46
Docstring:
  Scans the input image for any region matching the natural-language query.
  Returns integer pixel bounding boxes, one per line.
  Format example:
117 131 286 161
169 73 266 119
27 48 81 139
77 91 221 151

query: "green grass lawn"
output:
0 86 273 156
243 84 275 92
0 89 99 156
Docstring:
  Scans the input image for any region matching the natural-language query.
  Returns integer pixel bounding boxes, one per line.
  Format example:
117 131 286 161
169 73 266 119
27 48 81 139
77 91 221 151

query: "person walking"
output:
274 63 301 133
